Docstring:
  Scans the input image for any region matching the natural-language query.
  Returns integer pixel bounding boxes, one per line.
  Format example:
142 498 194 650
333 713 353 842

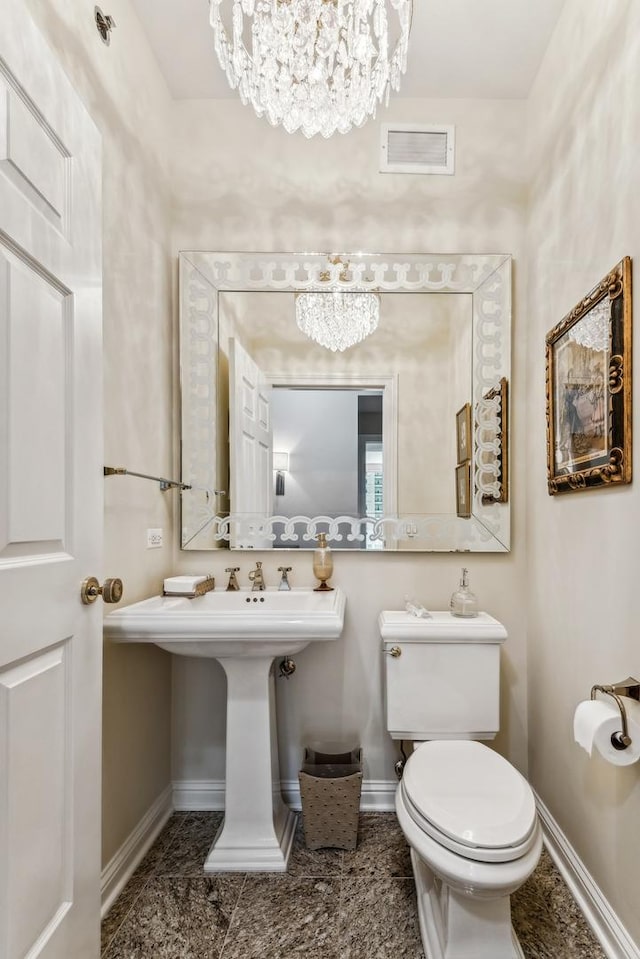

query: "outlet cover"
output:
147 528 163 549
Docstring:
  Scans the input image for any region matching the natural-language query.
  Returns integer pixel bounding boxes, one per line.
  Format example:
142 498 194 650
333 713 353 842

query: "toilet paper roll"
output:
573 698 640 766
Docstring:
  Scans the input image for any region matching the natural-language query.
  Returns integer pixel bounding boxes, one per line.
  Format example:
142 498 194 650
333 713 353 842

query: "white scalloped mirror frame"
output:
179 252 511 552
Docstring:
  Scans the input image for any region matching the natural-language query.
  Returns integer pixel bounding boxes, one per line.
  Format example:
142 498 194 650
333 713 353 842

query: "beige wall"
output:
525 0 640 942
170 97 530 785
24 0 176 866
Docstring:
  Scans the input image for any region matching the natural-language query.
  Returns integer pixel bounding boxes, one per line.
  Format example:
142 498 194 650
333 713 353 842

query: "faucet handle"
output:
248 561 266 590
225 567 240 573
277 566 292 573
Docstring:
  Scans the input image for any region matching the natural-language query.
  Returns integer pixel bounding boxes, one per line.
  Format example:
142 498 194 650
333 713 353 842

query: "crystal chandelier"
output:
296 291 379 351
209 0 413 138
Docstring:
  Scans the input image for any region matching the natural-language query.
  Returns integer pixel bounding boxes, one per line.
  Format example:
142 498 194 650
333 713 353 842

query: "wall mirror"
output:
179 252 511 552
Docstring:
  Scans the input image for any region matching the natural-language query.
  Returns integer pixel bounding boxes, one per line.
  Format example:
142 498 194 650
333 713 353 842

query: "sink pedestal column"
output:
204 655 297 872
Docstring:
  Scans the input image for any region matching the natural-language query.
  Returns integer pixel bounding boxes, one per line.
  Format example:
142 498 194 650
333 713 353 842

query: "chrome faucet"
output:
277 566 292 591
248 561 265 591
225 567 240 591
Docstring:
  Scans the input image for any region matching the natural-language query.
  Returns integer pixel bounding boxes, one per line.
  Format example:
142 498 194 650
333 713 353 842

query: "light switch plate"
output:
147 528 163 549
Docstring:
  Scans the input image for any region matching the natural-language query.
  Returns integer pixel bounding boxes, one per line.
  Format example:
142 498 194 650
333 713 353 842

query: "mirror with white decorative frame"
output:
179 252 511 552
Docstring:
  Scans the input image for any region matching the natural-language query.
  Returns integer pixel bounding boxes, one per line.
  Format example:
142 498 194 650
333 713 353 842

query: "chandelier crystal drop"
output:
296 291 379 351
209 0 413 138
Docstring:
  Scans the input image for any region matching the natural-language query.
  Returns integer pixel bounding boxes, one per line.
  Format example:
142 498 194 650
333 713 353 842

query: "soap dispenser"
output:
450 567 479 618
313 532 334 591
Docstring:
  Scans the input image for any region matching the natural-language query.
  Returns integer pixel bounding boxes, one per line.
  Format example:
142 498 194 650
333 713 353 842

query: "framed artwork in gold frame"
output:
456 402 472 464
545 257 632 495
456 462 471 518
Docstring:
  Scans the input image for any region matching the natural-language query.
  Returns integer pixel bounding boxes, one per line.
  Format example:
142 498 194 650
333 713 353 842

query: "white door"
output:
229 337 272 548
0 3 103 958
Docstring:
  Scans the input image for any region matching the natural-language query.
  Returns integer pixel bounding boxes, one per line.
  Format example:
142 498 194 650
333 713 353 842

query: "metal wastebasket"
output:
298 745 363 850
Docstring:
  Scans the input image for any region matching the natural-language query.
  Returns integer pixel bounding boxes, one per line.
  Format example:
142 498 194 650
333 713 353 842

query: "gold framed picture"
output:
546 257 632 495
456 462 471 518
456 402 472 464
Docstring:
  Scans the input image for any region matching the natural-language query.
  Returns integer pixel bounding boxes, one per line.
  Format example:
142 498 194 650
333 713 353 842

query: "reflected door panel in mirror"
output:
179 253 511 552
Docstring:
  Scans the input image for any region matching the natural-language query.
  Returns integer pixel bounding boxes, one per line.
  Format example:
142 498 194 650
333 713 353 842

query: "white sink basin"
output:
104 586 346 657
104 585 346 874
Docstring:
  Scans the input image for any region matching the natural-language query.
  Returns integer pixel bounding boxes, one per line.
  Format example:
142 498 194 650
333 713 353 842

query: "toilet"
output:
380 610 542 959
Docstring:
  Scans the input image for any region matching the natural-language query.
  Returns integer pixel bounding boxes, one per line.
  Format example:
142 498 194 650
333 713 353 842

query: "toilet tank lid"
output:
403 741 536 849
378 610 507 643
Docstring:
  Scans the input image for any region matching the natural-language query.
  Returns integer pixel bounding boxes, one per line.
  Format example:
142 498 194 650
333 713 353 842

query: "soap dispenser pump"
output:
450 567 479 618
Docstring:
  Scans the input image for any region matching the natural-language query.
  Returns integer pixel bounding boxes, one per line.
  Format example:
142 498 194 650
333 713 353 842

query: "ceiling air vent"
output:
380 124 455 175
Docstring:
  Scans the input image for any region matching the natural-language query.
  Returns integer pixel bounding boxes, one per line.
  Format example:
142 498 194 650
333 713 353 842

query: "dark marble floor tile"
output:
133 813 190 880
102 814 191 953
101 873 149 955
156 811 224 877
221 875 341 959
103 876 244 959
101 812 611 959
339 877 425 959
286 818 344 877
343 812 412 878
512 849 607 959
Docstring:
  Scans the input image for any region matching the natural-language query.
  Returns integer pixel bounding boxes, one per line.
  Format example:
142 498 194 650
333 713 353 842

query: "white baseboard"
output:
172 778 398 813
172 778 226 811
100 785 173 918
283 778 398 811
535 792 639 959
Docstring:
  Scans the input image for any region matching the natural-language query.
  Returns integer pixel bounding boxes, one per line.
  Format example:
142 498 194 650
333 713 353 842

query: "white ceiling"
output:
131 0 567 101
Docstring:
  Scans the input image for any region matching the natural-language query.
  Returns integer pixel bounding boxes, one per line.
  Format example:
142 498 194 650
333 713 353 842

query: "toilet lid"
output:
403 741 536 851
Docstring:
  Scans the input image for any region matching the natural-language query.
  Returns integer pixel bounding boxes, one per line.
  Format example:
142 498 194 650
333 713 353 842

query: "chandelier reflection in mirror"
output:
296 291 380 351
209 0 413 138
567 297 610 353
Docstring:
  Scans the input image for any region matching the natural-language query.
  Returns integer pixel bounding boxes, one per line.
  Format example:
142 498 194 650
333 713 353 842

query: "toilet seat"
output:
402 741 538 864
396 783 543 899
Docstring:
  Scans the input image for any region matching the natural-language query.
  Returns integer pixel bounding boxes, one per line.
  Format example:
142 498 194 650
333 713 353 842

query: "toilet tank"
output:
379 611 507 741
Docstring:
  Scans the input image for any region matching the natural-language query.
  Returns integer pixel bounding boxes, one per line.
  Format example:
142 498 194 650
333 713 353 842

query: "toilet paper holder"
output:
590 676 640 750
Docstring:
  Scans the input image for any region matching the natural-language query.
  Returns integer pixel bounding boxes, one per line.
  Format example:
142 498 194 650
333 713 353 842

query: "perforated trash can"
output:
298 746 363 850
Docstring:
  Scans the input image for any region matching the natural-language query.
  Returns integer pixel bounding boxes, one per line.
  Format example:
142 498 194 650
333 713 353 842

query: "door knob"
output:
81 576 123 605
387 646 402 658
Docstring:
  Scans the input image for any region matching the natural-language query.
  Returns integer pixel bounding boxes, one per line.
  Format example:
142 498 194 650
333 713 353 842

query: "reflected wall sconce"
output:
273 452 289 496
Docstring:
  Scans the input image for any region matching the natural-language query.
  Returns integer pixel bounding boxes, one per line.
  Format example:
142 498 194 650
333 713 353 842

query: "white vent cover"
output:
380 124 455 175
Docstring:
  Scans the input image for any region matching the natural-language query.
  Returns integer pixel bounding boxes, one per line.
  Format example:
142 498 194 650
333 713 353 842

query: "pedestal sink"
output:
104 586 346 872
